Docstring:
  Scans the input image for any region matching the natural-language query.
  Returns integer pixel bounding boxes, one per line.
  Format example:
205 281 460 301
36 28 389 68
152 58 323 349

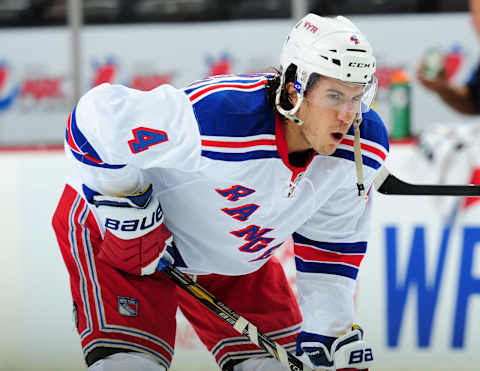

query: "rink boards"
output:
1 143 479 371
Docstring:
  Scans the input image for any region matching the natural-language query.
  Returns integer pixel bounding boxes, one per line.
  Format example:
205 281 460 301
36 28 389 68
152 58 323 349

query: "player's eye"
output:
352 95 363 102
326 93 341 101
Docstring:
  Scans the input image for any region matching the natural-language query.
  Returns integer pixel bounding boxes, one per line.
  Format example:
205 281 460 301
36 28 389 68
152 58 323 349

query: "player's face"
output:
291 77 363 155
470 0 480 37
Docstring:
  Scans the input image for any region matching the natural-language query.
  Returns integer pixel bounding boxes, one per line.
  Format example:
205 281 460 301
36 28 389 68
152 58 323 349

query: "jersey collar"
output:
275 114 316 178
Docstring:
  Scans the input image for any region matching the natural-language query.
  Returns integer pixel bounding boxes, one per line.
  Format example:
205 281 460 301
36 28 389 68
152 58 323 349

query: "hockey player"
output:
52 13 388 371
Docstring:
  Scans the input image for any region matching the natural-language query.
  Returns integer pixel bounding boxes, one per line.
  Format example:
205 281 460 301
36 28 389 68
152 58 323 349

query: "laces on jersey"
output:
353 113 367 199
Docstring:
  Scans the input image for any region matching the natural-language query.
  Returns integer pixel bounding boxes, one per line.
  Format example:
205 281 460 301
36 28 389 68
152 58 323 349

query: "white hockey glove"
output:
296 325 374 370
88 184 174 276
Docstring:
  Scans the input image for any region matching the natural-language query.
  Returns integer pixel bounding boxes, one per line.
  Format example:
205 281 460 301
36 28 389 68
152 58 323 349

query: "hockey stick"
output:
374 166 480 196
157 261 313 371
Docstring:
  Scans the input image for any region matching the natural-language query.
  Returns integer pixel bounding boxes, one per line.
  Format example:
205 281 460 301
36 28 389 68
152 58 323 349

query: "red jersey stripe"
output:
201 138 276 148
67 113 82 153
189 80 268 102
294 244 365 267
67 112 104 164
340 138 387 160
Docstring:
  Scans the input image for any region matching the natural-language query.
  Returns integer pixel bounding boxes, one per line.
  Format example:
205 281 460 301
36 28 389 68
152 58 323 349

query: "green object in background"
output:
389 69 411 139
422 47 444 81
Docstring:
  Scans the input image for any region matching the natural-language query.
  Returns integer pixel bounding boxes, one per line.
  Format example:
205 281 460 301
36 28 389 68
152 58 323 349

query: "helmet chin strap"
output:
275 75 304 126
352 112 367 199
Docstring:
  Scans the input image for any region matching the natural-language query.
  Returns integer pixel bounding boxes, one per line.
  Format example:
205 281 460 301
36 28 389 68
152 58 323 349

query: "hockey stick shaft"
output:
157 262 313 371
374 166 480 196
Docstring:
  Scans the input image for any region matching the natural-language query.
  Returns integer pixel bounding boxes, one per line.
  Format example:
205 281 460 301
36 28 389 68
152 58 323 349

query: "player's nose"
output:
336 110 355 124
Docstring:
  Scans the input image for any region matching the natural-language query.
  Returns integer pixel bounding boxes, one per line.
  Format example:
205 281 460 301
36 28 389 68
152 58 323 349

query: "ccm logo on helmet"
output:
303 21 318 34
348 62 371 68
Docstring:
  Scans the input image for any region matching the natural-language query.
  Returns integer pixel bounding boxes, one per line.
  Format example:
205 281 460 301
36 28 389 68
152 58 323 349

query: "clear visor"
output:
303 76 378 113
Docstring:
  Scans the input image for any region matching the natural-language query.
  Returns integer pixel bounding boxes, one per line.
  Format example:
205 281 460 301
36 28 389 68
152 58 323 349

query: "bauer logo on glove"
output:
84 183 174 276
104 201 163 232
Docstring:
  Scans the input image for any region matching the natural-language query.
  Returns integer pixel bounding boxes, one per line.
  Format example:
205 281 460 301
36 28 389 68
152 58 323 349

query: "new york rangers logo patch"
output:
350 35 360 45
118 296 138 316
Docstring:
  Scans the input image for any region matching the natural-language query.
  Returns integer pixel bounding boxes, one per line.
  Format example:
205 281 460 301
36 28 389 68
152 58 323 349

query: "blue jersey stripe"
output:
295 257 359 279
185 73 272 89
201 150 280 162
184 76 270 95
292 233 367 254
356 109 390 152
70 106 103 162
188 74 276 138
68 106 126 169
70 150 126 169
192 89 276 137
330 148 382 169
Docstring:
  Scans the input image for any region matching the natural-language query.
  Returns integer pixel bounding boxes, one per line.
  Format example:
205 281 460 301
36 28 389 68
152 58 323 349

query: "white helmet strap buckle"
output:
275 73 304 126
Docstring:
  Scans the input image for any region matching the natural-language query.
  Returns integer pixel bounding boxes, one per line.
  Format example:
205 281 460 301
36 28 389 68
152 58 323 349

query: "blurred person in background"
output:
417 0 480 114
52 13 388 371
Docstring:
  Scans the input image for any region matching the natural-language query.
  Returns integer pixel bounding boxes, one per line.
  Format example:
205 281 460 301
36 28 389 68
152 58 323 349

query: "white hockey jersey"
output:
65 74 389 337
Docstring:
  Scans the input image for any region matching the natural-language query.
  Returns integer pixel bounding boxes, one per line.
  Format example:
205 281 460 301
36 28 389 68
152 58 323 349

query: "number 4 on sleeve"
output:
128 127 169 154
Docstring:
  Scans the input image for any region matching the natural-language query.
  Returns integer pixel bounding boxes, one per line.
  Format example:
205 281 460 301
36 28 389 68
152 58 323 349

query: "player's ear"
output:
285 82 298 106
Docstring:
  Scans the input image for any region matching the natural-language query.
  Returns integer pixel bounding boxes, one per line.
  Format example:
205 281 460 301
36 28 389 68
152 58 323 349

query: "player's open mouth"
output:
331 132 344 142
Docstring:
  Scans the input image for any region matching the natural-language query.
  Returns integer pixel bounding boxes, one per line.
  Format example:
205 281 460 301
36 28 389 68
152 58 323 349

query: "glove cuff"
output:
297 326 374 370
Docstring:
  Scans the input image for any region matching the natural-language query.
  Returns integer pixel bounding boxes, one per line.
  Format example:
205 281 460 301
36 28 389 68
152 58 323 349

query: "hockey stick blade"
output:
374 167 480 196
157 261 313 371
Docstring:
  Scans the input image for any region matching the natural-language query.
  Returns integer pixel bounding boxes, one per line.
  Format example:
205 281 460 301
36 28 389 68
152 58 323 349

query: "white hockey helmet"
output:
276 13 377 124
